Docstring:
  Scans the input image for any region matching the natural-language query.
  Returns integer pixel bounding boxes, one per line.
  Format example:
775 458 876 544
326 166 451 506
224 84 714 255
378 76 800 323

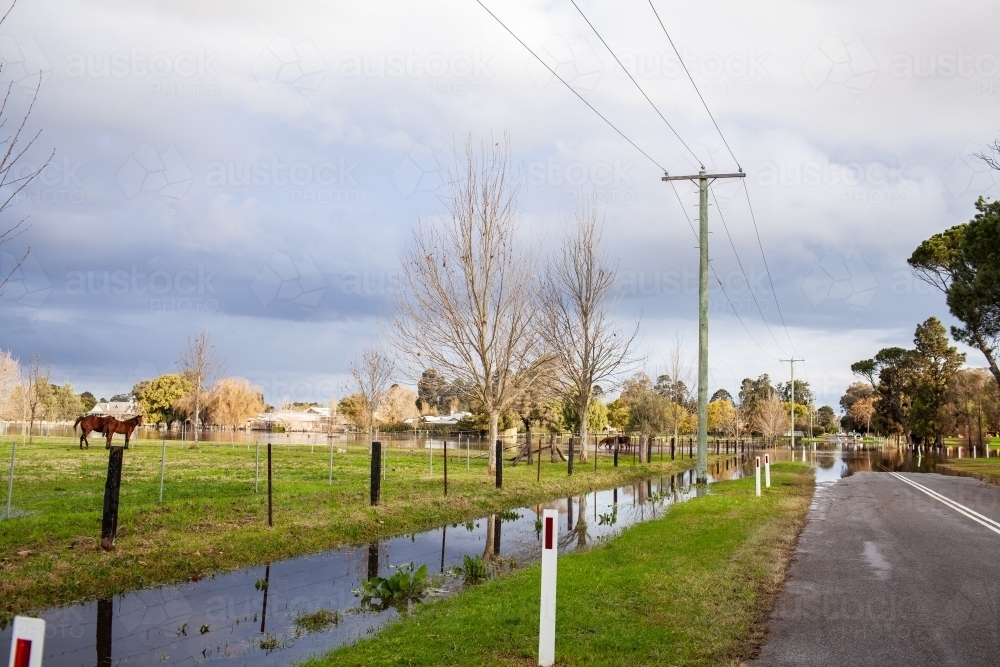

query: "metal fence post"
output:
158 440 166 503
5 441 15 519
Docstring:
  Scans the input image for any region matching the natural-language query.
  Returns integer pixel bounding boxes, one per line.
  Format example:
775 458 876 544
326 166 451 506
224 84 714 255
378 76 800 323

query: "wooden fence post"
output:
100 447 124 550
371 441 382 505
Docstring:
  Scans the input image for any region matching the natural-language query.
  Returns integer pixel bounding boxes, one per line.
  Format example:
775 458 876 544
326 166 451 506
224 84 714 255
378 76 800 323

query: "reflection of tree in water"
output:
559 495 590 550
817 456 836 470
576 494 588 549
483 514 498 561
97 598 112 667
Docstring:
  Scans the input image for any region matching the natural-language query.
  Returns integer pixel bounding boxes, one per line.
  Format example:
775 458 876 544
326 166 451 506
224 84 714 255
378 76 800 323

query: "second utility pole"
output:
663 167 745 484
781 358 804 447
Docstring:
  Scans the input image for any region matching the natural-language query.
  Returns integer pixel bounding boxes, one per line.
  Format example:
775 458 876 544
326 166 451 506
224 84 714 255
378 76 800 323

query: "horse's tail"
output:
73 415 84 433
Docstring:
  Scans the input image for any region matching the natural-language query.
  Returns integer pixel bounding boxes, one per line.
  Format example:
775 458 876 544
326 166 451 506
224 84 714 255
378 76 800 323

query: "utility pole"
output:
663 167 745 484
780 358 804 446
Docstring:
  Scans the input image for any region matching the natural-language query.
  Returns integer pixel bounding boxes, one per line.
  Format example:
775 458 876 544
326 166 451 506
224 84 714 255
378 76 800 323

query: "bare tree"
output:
658 334 693 447
349 345 395 434
541 205 639 464
177 331 226 446
389 135 548 473
21 351 47 443
753 393 789 446
0 3 53 295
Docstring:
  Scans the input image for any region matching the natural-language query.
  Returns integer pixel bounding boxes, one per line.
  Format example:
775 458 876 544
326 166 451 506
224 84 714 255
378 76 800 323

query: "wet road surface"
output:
751 469 1000 666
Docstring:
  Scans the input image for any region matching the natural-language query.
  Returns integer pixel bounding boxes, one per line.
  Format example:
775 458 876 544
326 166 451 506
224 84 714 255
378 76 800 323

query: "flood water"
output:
0 457 753 667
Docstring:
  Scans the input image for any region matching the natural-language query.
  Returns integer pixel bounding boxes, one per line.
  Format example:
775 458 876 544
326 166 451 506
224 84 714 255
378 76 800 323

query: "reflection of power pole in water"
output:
612 488 618 521
367 542 379 580
96 598 112 667
259 564 271 633
566 497 573 533
493 515 501 556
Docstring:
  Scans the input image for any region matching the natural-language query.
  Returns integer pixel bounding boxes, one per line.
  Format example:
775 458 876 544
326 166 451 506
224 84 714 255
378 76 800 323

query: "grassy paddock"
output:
307 462 814 667
0 436 692 624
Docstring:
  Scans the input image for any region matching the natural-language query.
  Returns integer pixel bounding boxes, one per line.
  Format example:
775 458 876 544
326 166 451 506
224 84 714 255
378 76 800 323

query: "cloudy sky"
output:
0 0 997 408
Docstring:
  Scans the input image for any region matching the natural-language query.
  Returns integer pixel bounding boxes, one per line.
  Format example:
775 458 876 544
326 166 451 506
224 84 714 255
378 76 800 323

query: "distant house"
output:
408 412 472 426
251 406 346 433
88 401 139 419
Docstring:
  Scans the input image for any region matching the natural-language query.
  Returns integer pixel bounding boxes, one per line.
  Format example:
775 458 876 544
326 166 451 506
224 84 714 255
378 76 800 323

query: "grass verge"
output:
304 462 814 667
0 436 693 625
936 459 1000 485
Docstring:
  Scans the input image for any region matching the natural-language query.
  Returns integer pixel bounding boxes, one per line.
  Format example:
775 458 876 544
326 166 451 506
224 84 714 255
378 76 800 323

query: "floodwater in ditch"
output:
0 458 752 667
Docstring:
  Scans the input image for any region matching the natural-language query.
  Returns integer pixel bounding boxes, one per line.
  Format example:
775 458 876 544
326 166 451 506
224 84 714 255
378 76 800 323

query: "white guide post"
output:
765 453 771 488
8 616 45 667
755 456 761 497
539 508 558 666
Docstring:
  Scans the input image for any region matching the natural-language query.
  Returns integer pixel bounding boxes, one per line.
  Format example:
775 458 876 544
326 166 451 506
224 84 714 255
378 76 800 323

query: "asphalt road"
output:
750 471 1000 667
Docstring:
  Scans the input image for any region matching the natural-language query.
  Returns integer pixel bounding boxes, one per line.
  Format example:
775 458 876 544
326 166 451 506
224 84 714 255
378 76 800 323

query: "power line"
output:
740 179 800 356
710 185 790 357
667 182 779 361
567 0 701 165
473 0 666 172
644 0 800 358
473 0 784 362
646 0 739 170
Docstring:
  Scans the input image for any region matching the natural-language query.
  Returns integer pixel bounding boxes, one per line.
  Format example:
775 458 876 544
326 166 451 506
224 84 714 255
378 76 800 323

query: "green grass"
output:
936 457 1000 481
305 462 814 667
0 436 693 624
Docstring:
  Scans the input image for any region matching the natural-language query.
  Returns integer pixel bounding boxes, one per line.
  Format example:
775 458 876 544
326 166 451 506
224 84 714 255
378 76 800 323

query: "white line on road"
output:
888 471 1000 536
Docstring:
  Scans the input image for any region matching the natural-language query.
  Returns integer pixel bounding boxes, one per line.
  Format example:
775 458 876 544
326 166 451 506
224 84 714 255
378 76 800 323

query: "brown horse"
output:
105 415 143 449
74 415 111 449
600 435 632 451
